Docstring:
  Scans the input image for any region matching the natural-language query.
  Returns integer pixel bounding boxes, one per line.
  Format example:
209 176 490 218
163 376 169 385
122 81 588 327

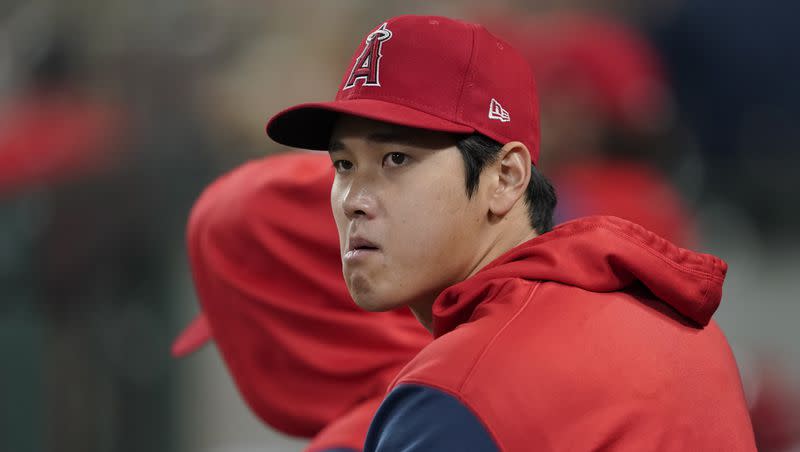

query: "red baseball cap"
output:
266 15 541 164
171 153 431 439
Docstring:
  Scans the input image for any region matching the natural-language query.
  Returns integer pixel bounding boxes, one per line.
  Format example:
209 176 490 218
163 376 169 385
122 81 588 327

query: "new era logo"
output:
488 98 510 122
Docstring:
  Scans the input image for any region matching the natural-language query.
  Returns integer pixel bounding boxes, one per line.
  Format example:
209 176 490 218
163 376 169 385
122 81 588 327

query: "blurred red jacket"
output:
172 152 431 451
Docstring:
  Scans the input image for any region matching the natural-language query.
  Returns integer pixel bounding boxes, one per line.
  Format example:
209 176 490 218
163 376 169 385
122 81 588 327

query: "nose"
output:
341 177 378 221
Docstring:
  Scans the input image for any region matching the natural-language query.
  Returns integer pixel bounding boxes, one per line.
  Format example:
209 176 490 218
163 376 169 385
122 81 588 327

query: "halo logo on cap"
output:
343 23 393 90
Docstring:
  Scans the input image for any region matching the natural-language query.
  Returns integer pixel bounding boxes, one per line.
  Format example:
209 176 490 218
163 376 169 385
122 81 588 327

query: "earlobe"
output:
488 141 532 218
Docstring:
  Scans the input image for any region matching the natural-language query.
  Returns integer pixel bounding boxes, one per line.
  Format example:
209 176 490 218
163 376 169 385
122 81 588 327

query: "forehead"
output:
329 115 459 151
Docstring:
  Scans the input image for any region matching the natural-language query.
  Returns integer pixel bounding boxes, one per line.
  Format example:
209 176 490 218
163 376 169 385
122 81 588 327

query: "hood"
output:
433 215 726 338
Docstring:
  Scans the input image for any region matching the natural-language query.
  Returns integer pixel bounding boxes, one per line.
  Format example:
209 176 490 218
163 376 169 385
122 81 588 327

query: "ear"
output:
487 141 531 218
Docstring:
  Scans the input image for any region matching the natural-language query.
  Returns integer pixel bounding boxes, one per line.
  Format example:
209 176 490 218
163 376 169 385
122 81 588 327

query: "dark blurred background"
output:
1 1 798 451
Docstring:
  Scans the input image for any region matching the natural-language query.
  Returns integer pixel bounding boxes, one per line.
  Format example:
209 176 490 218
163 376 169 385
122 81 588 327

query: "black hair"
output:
455 134 557 234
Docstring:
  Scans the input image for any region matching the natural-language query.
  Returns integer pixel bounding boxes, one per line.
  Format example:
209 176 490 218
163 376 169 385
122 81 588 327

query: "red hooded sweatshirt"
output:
366 215 756 451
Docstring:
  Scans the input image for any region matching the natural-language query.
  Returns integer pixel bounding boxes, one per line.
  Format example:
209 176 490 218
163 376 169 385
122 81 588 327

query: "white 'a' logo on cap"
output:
488 98 511 122
343 23 393 90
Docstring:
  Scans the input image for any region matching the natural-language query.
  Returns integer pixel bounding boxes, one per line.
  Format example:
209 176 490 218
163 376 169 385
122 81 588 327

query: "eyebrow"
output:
328 130 411 153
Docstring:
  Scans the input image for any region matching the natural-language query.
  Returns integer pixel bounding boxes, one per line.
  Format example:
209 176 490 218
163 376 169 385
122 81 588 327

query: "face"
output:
329 116 489 314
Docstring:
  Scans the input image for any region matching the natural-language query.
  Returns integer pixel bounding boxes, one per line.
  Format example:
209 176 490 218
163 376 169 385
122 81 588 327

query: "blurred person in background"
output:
0 30 130 452
484 12 696 247
171 151 431 452
1 7 221 451
0 36 122 195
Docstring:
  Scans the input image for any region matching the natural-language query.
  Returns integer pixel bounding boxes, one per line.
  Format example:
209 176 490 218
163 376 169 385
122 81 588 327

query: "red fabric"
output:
182 152 430 443
552 161 696 247
0 94 122 197
392 216 756 451
306 395 385 452
171 313 210 357
747 365 800 451
267 15 540 163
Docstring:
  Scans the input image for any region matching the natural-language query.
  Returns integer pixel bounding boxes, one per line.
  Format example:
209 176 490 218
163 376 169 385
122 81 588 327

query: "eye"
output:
383 152 409 167
332 159 354 173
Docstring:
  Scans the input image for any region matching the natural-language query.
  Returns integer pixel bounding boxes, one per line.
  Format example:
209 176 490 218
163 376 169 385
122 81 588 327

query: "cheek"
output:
331 182 348 253
386 175 479 283
413 175 473 237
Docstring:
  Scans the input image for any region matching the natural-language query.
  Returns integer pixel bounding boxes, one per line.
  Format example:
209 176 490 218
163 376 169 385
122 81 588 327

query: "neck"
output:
410 214 538 334
409 304 434 333
467 208 539 279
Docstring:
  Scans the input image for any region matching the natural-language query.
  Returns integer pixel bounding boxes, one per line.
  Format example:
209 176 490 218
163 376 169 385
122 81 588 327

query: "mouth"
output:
345 236 381 261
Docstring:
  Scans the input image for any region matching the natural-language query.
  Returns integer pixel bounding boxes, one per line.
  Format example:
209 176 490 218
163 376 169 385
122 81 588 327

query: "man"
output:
172 152 430 451
265 15 756 450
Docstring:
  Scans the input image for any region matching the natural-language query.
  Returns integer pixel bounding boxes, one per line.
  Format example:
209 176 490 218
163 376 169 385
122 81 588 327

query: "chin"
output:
346 279 400 312
346 267 414 312
349 289 399 312
352 296 392 312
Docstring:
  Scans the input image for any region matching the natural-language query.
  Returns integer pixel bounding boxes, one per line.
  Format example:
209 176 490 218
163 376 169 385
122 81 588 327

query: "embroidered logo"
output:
488 98 511 122
343 23 393 90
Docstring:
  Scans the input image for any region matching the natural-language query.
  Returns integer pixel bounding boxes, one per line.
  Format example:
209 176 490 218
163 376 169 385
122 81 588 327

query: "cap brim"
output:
171 314 212 358
266 99 475 150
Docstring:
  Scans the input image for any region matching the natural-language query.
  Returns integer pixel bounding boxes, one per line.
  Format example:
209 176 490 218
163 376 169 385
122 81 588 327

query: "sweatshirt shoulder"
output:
453 281 745 393
394 278 541 392
400 279 742 390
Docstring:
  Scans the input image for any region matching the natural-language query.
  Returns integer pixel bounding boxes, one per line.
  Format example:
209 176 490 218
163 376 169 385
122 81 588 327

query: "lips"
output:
348 236 380 252
344 235 381 262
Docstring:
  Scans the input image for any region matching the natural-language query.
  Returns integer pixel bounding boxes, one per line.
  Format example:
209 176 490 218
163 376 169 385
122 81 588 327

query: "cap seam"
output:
454 23 478 125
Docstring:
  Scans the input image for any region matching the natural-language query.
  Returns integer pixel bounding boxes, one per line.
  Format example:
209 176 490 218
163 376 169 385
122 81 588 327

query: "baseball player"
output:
171 152 430 451
264 15 756 451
